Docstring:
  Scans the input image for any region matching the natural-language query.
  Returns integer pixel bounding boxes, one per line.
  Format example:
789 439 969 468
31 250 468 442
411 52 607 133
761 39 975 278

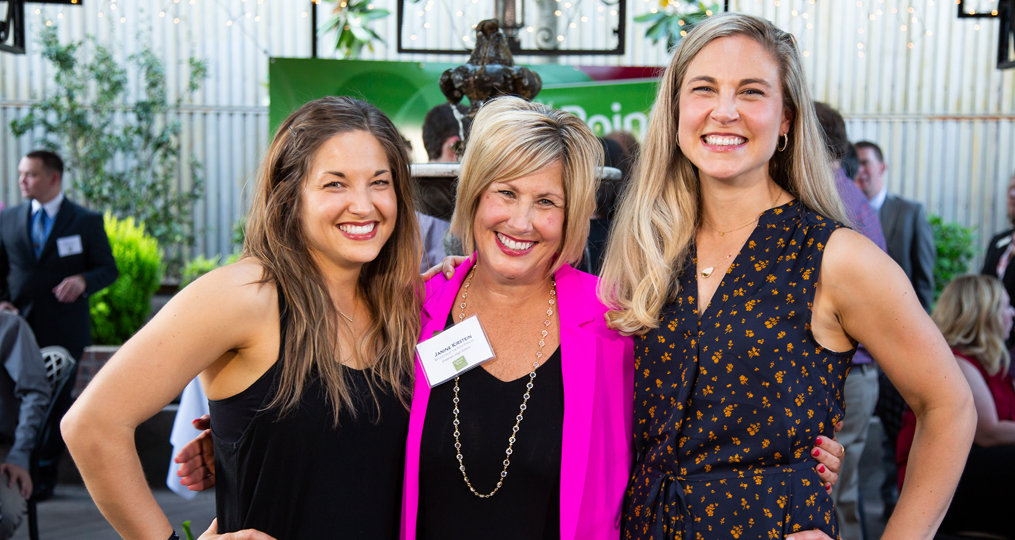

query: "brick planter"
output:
73 345 120 399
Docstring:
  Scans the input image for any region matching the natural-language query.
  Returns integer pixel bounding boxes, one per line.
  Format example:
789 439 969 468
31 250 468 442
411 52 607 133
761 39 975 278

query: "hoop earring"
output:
778 133 789 152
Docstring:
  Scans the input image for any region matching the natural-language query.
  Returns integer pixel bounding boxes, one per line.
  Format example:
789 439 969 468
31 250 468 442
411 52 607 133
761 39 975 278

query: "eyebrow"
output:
322 169 390 178
687 75 773 88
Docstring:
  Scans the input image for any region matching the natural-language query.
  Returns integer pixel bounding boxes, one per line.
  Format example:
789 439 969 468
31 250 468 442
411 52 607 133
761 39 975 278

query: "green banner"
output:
536 80 659 139
268 58 659 160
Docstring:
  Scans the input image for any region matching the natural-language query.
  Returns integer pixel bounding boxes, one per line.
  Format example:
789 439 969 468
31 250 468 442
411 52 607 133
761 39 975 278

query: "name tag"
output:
56 235 83 257
415 315 495 387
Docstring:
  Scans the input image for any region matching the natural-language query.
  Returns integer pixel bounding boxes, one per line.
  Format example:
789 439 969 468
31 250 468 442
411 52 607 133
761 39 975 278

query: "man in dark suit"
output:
0 150 118 363
854 141 936 310
981 173 1015 343
854 140 936 518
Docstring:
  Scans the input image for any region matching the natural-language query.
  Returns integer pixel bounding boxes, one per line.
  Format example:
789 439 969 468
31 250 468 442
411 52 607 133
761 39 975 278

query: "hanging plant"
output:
635 0 720 51
321 0 391 59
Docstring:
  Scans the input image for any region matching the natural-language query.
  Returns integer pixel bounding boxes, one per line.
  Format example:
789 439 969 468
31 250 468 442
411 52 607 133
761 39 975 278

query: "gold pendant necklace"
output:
699 195 786 279
452 262 557 498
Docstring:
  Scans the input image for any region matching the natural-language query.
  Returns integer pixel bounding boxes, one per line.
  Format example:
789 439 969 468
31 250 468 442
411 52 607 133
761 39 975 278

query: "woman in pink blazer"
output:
400 97 632 540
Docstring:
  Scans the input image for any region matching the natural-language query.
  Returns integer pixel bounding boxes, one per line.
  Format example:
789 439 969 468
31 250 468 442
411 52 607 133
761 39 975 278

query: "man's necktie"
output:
32 208 49 258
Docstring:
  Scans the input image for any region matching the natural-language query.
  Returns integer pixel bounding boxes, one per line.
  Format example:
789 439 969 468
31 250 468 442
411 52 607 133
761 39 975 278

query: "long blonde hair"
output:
932 275 1011 376
598 13 849 334
451 96 602 275
245 96 422 421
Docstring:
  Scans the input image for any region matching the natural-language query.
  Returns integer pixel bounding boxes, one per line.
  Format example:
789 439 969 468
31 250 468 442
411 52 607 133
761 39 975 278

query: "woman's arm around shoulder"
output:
61 258 280 540
813 228 976 540
954 355 1015 447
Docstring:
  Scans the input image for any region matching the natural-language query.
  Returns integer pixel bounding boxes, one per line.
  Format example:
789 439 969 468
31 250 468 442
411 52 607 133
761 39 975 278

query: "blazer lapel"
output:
18 204 36 263
554 265 598 540
37 199 74 263
879 194 902 247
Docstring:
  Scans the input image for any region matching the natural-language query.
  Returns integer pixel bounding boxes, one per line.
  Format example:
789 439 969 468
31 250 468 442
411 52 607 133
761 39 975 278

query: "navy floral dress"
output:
624 200 855 540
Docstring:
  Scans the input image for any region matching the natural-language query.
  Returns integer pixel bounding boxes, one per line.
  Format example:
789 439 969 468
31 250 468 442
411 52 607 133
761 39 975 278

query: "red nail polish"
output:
815 436 823 445
818 464 826 473
812 448 821 457
825 483 832 490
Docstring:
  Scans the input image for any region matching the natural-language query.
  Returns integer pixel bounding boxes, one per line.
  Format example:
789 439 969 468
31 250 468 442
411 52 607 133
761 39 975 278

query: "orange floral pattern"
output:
624 201 854 540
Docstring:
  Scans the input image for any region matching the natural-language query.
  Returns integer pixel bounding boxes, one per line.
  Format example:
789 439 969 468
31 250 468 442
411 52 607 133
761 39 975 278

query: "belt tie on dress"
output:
638 460 818 540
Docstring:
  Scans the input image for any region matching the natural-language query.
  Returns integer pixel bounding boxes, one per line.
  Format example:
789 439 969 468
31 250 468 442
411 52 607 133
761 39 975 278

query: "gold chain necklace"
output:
702 216 760 237
699 195 786 278
452 262 556 498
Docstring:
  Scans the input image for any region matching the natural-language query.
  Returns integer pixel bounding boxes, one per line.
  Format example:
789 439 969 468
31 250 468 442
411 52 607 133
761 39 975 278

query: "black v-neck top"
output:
417 311 565 540
208 286 409 539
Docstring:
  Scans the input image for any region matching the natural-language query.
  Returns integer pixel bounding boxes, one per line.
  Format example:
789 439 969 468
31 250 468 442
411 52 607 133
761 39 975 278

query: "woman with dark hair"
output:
61 96 423 540
599 12 974 540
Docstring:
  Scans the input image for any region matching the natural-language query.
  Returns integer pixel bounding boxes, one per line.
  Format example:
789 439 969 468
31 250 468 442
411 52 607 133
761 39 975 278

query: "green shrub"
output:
930 214 977 302
180 254 221 288
180 250 243 288
90 213 164 345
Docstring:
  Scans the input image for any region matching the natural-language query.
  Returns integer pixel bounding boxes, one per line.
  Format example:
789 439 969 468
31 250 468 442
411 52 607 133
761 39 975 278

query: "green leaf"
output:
362 8 390 20
634 12 667 23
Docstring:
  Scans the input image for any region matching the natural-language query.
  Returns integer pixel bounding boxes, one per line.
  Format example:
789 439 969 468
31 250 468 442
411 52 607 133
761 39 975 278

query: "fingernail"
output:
815 436 823 445
825 482 832 490
812 448 821 457
818 464 826 473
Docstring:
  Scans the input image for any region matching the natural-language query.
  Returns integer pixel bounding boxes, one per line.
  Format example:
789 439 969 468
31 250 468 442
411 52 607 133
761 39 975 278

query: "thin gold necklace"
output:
452 263 556 498
702 216 761 237
699 194 786 278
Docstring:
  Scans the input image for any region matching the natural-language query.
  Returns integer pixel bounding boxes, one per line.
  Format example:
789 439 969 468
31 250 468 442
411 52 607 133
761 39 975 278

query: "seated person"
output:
897 275 1015 539
0 313 52 539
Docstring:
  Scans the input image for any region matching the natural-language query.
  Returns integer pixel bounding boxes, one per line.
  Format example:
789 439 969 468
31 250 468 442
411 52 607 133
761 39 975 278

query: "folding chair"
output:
26 346 77 540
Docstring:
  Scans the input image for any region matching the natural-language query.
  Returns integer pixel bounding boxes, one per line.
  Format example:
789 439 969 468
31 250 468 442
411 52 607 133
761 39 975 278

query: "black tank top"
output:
417 311 564 540
209 286 409 539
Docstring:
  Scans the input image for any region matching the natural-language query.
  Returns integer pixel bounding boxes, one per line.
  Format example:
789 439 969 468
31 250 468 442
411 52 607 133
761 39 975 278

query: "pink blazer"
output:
400 255 634 540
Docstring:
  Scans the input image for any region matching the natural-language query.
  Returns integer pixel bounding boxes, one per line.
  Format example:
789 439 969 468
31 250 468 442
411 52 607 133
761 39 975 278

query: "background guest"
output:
814 101 885 540
980 172 1015 344
583 137 628 276
0 313 51 539
421 103 471 258
0 150 118 499
898 275 1015 539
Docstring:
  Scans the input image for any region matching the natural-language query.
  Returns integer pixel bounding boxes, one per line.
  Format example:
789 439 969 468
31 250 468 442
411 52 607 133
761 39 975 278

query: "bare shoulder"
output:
169 257 278 326
820 227 900 287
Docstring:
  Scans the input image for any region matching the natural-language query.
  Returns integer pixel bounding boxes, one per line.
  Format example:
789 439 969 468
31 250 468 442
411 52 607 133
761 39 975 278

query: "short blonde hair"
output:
932 275 1011 376
451 96 602 275
598 13 850 334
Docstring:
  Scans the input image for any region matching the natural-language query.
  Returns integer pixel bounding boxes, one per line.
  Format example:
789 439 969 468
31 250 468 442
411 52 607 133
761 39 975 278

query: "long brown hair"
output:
598 13 850 334
245 96 422 421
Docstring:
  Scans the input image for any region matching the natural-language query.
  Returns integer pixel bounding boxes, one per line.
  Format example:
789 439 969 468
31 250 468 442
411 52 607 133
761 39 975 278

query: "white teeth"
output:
704 135 747 146
497 232 534 251
339 223 376 235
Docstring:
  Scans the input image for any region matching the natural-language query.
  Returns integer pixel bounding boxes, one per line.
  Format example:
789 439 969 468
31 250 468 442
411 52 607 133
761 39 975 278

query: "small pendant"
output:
701 267 714 278
718 231 725 236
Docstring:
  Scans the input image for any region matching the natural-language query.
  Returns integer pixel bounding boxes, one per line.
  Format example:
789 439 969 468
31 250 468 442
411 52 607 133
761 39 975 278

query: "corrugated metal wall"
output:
3 0 1013 265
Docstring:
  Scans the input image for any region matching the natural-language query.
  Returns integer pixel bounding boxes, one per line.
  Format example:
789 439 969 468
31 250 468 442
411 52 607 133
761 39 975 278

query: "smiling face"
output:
473 161 566 285
677 34 792 185
301 131 398 274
